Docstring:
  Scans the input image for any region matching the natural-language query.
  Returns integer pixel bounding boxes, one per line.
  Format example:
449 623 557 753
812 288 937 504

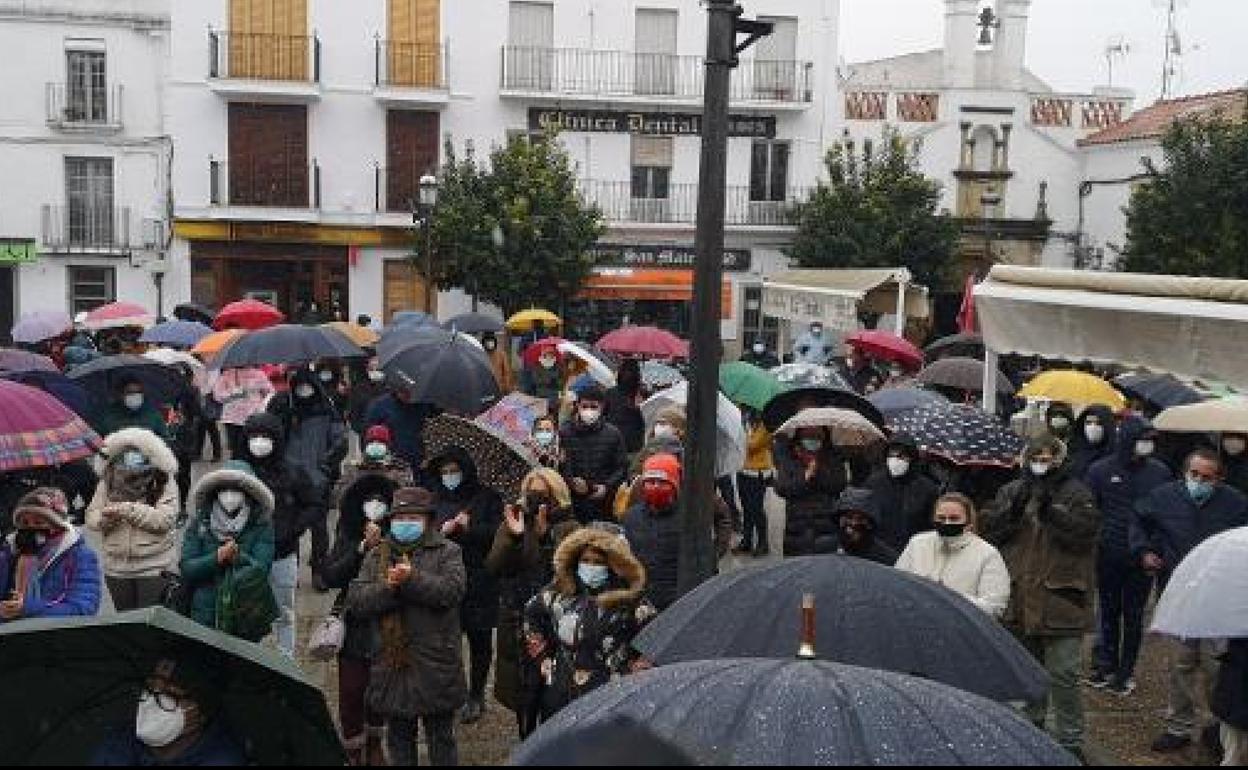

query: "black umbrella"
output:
1114 372 1204 409
173 302 215 325
382 332 500 416
2 370 92 417
888 403 1025 468
442 312 504 335
377 323 452 367
632 555 1047 702
762 386 885 433
214 324 366 369
67 354 191 407
916 356 1015 394
512 659 1074 766
924 333 984 361
867 385 948 417
0 608 344 765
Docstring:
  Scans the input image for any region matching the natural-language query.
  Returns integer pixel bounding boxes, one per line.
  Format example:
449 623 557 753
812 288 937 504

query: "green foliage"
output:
788 128 958 288
423 134 604 315
1118 106 1248 277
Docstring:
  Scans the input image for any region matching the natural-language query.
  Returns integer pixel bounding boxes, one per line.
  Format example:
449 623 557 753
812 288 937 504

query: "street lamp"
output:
413 173 439 313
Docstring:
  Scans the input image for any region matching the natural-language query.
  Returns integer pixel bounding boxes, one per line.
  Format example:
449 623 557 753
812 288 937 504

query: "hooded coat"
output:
833 487 900 566
1084 417 1173 565
0 525 101 620
773 432 850 556
429 448 504 631
241 413 328 562
85 428 180 578
266 370 347 495
560 416 629 523
521 528 656 717
863 434 940 552
980 439 1102 636
179 466 277 635
620 495 684 612
1068 404 1117 480
364 393 437 471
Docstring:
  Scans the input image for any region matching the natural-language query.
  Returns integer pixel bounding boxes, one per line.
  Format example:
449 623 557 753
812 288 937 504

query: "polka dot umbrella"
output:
888 403 1025 468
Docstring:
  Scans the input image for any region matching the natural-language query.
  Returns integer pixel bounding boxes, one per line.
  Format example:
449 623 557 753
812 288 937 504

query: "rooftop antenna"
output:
1157 0 1189 100
1105 35 1130 88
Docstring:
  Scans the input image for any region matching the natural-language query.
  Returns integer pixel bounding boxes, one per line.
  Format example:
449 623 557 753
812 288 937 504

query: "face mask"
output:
937 522 967 539
1224 438 1248 456
753 342 765 354
217 489 246 513
1049 417 1070 431
14 529 48 554
295 384 316 399
799 438 823 452
135 691 186 748
534 430 556 446
318 370 334 383
1029 461 1052 477
367 369 386 384
390 519 424 543
363 500 389 521
653 423 676 440
364 442 389 462
539 356 556 370
1186 478 1215 504
1084 424 1104 444
124 393 145 412
642 483 677 510
483 338 497 351
577 562 610 590
248 437 274 459
525 494 551 512
1134 440 1155 458
810 326 823 337
886 457 910 478
441 472 463 491
579 407 601 425
889 366 903 378
122 450 149 470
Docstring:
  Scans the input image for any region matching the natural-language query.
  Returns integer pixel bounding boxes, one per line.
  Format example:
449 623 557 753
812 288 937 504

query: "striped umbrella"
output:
0 380 101 471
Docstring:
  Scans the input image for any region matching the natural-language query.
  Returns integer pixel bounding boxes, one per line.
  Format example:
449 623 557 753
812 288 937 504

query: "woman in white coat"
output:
896 492 1011 618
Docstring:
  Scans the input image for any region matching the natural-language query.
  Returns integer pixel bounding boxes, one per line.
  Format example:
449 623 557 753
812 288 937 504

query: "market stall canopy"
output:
762 268 930 334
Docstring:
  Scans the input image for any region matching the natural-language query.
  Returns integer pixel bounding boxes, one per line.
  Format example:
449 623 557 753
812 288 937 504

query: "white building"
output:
167 0 840 352
0 0 171 341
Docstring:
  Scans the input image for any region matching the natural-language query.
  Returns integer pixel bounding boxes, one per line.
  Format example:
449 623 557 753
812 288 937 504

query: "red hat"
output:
641 453 682 488
364 424 393 446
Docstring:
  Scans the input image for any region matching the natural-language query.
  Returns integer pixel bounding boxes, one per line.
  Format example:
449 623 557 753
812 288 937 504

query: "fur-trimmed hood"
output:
95 427 179 476
188 465 275 522
551 527 646 610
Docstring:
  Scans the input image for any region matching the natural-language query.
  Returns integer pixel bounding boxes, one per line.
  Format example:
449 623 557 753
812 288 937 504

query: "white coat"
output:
895 531 1011 618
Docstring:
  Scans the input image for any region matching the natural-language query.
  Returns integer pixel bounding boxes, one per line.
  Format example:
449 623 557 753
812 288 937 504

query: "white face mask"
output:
367 369 386 383
124 393 145 412
217 489 246 513
886 457 910 478
1134 440 1155 458
295 384 316 399
363 500 389 521
1224 437 1248 456
318 370 334 382
248 437 274 459
1084 424 1105 444
1029 461 1052 477
753 342 766 354
135 691 186 748
653 423 676 440
539 356 557 370
579 407 601 425
1049 417 1070 431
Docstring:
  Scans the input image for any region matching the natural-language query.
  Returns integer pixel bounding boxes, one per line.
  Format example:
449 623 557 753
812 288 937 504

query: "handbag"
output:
216 564 280 643
308 613 346 661
159 569 192 616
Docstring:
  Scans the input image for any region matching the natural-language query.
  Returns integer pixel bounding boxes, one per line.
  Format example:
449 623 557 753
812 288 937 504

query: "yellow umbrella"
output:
191 328 245 360
505 308 562 333
1019 370 1126 410
323 321 379 348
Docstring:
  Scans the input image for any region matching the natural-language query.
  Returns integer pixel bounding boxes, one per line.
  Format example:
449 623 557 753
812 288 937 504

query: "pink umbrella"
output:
597 326 689 360
846 329 924 370
0 380 101 471
11 310 72 344
82 301 155 332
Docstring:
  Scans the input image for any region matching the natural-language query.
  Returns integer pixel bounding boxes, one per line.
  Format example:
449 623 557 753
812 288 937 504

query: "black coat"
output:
1131 481 1248 575
863 467 939 552
1067 405 1117 480
773 435 848 556
1084 417 1173 564
603 387 646 454
1213 639 1248 730
560 420 629 523
620 500 682 612
242 414 326 561
429 448 504 631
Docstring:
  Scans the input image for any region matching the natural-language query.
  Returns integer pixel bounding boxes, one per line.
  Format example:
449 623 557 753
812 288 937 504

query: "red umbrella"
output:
0 380 102 471
597 326 689 360
213 299 286 331
82 302 154 331
521 336 567 367
846 330 924 370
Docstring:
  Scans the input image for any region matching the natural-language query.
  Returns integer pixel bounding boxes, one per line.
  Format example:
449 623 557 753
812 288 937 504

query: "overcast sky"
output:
840 0 1247 104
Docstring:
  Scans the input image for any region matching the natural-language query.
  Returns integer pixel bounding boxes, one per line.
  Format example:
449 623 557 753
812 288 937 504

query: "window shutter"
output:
631 136 672 167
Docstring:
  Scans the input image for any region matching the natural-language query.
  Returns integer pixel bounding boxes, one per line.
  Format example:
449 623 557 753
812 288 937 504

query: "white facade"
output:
0 0 171 335
1076 139 1163 268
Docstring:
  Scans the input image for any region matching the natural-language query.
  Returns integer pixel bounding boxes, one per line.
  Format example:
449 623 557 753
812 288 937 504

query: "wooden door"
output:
229 104 308 207
384 260 435 320
389 0 440 87
386 110 439 211
229 0 308 80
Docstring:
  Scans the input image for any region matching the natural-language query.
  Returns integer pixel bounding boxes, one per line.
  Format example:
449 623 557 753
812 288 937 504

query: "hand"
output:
0 596 22 620
524 632 548 659
503 504 525 536
589 484 607 501
457 511 471 529
216 539 239 566
1141 552 1164 573
804 461 818 482
440 519 458 536
571 478 590 496
386 560 413 589
362 521 383 550
628 657 653 674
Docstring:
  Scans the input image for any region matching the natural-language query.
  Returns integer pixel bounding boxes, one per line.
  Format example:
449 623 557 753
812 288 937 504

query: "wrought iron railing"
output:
577 180 807 226
46 83 123 128
209 31 321 83
41 204 132 251
375 40 447 89
209 158 321 209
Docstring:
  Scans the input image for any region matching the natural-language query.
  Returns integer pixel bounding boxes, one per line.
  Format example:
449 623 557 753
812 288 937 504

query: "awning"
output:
762 268 930 331
578 269 733 318
975 265 1248 387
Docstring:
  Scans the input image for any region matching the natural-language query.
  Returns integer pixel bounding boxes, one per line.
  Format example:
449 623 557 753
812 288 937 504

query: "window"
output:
68 266 115 314
66 50 107 122
507 1 553 90
754 17 797 99
635 9 677 95
65 157 114 247
749 141 789 202
227 104 309 207
631 137 672 199
386 110 440 212
742 285 779 351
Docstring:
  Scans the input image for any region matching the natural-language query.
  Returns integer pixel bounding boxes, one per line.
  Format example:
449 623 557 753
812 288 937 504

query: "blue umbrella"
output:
1114 372 1205 410
140 320 214 349
868 386 949 416
11 310 73 344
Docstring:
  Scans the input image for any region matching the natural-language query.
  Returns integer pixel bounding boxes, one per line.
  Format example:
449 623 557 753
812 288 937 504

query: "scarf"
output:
14 532 66 607
209 500 251 542
377 538 422 671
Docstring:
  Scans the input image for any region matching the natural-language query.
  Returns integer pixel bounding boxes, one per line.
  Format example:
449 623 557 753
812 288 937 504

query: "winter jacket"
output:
1084 416 1173 564
863 442 940 552
620 500 683 612
242 413 329 562
773 434 850 556
603 386 646 454
364 394 437 471
179 467 277 637
743 422 775 472
1224 453 1248 498
266 378 348 495
346 378 387 436
522 528 657 718
1130 480 1248 579
163 389 207 463
1213 639 1248 731
0 526 101 620
740 350 781 370
92 401 169 441
92 718 247 766
832 487 899 566
346 532 468 718
521 365 563 414
896 532 1011 617
1067 404 1117 480
429 448 504 631
981 444 1101 637
85 428 180 578
560 419 629 523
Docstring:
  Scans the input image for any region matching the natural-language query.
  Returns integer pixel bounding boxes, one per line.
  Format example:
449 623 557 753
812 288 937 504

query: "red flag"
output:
956 273 977 334
348 245 360 267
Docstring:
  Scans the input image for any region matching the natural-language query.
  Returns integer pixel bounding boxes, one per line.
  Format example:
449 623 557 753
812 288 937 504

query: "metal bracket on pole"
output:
733 17 774 60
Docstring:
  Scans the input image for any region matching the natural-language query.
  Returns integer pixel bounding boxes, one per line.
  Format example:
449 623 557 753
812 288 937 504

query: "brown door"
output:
229 104 308 207
386 110 439 212
388 0 440 87
229 0 309 80
384 259 435 319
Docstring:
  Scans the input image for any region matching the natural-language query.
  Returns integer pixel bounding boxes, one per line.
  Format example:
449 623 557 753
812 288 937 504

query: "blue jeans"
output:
1093 555 1152 680
269 553 298 659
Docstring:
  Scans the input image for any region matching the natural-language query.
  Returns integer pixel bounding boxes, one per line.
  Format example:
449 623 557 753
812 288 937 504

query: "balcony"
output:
500 47 813 110
208 31 321 102
374 40 450 109
374 165 435 215
209 158 321 211
46 83 123 132
578 180 806 228
41 205 132 254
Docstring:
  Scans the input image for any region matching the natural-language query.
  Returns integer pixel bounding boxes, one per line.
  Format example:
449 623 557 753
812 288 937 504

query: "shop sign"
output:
530 108 776 139
762 283 860 332
589 244 751 272
0 238 37 264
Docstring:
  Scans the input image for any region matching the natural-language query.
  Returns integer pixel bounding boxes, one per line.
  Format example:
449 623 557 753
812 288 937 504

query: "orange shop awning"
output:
578 269 734 319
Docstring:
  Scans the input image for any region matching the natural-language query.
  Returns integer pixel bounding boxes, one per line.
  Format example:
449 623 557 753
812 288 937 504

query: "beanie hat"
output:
392 487 436 517
641 453 682 488
364 424 393 447
13 487 71 531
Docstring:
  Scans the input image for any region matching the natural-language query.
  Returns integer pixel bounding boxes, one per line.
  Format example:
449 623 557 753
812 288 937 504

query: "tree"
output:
787 129 958 289
424 134 605 315
1118 106 1248 277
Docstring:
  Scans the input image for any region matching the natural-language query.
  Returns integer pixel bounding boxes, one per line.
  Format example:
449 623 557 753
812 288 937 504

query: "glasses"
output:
141 689 182 713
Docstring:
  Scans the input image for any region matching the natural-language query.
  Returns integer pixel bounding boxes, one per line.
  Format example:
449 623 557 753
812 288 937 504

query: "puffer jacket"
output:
0 526 101 620
620 499 683 611
773 433 849 556
1068 404 1117 479
85 428 180 578
429 448 504 631
863 434 940 552
266 372 348 495
560 418 629 522
981 441 1101 636
241 413 328 561
896 531 1011 617
1084 416 1173 564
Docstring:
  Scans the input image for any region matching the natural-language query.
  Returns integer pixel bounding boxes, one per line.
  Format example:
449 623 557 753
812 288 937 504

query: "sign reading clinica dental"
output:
530 109 776 139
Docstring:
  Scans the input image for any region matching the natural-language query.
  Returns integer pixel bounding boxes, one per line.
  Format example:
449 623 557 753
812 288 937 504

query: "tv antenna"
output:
1105 35 1130 88
1157 0 1192 99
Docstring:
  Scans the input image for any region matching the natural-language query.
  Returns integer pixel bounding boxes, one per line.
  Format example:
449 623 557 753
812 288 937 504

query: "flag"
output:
956 273 977 334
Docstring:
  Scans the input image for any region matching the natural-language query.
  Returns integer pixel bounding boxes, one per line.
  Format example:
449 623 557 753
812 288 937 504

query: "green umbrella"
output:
0 607 345 765
719 361 789 411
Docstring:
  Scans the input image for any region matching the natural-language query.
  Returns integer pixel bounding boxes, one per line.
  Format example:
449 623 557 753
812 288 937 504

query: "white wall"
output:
1079 138 1163 267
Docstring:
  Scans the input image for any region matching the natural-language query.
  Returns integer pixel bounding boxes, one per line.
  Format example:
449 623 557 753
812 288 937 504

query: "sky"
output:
839 0 1247 104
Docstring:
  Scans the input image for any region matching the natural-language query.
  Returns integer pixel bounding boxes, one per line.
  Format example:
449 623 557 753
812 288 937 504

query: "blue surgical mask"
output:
1186 478 1215 504
534 430 556 446
364 443 389 462
577 562 610 590
390 520 425 543
122 450 149 470
441 473 463 491
799 438 823 452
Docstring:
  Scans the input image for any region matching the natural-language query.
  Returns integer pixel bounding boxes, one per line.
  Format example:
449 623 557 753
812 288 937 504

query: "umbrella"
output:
144 348 208 391
888 403 1025 468
213 298 285 331
214 325 365 369
1114 372 1205 410
641 382 746 477
0 607 344 765
641 360 685 392
139 320 214 349
867 386 948 417
1151 526 1248 639
597 325 689 359
423 414 536 498
0 348 58 373
11 310 72 344
512 658 1072 766
322 321 380 348
191 328 245 360
1154 398 1248 433
506 308 562 333
173 302 215 325
390 310 438 329
559 341 616 387
924 332 985 361
68 354 191 408
769 363 851 390
3 370 94 418
719 361 787 411
1018 370 1126 410
762 386 885 433
775 407 886 448
916 357 1015 394
846 329 924 369
82 301 155 331
0 380 101 471
520 336 567 367
443 312 504 335
476 392 548 446
382 332 500 416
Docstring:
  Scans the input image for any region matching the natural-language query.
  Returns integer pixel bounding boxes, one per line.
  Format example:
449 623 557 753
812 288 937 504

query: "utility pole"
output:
1160 0 1179 99
679 0 771 596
